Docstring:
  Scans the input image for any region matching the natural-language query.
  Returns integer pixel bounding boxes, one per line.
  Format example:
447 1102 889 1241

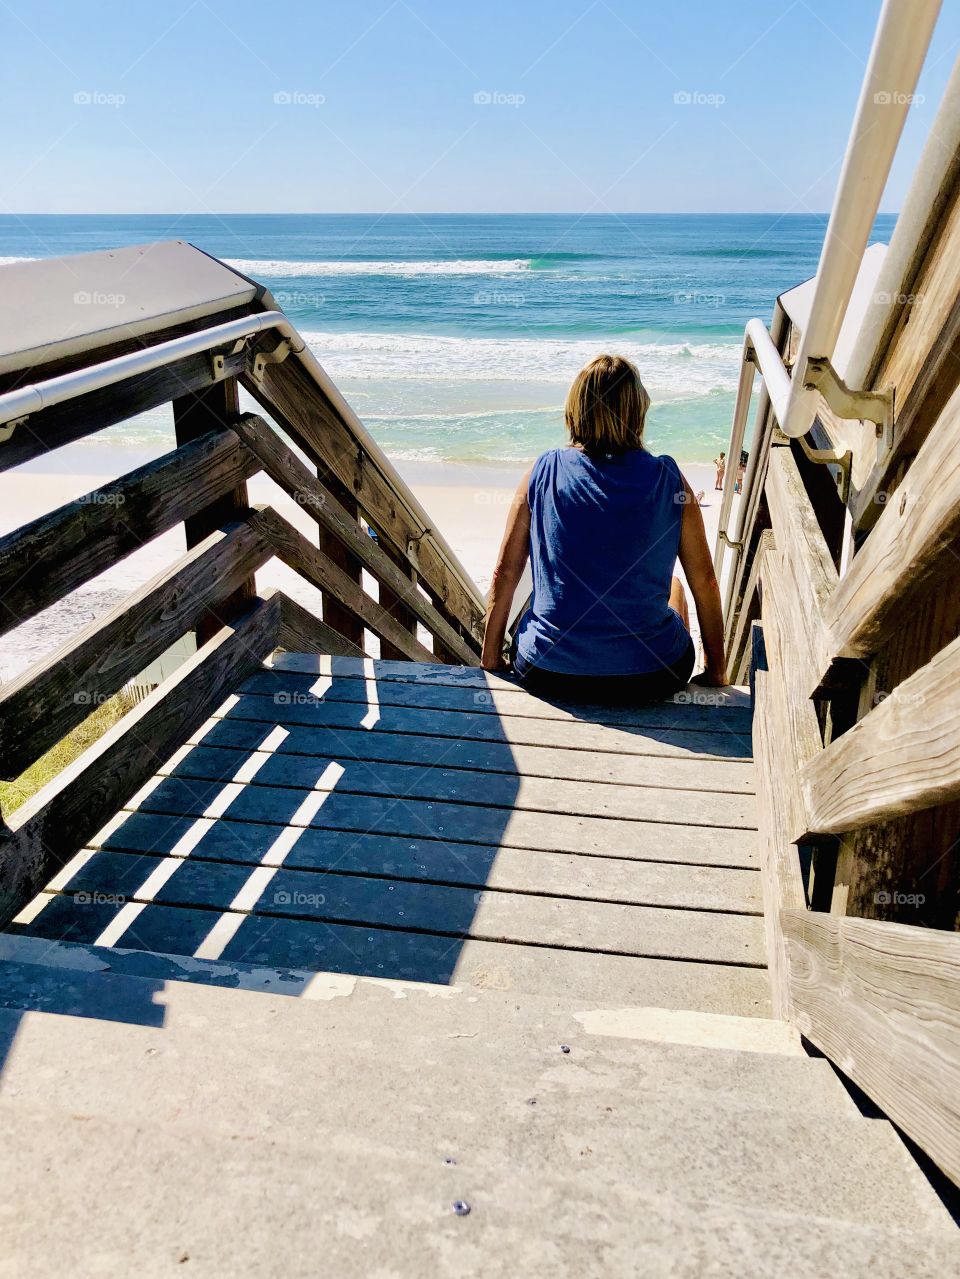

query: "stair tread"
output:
0 927 773 1017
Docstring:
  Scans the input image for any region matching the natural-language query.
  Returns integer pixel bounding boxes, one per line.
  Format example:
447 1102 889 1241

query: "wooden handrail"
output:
799 631 960 836
0 591 282 928
824 382 960 667
0 428 261 639
243 353 486 646
276 593 365 660
248 505 438 664
230 413 479 664
0 518 272 780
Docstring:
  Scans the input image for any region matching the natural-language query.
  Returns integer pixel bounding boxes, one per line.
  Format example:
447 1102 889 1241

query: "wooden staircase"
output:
8 655 765 1005
1 241 959 1273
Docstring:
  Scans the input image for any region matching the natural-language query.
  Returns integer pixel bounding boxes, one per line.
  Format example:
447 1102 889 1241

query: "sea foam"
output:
301 330 741 395
224 257 532 278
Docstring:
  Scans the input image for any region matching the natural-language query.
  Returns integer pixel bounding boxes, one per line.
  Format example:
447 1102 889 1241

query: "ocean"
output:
0 213 896 466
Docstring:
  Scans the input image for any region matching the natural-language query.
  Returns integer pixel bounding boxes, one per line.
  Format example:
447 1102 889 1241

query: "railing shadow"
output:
6 659 522 988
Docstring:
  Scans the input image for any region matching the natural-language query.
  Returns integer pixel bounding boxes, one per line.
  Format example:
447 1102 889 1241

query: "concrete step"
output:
2 1097 957 1279
0 957 952 1240
0 955 855 1124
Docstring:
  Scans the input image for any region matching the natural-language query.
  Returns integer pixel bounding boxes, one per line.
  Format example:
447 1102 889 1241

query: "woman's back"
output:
515 446 688 676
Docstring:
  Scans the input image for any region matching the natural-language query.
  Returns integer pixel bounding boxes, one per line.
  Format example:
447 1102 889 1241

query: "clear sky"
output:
1 0 956 214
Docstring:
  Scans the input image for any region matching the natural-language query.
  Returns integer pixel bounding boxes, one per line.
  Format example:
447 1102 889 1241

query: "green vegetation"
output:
0 689 138 817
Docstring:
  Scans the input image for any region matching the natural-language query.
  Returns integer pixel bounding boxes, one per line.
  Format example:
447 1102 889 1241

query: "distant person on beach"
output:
735 450 747 494
714 452 726 490
481 354 728 703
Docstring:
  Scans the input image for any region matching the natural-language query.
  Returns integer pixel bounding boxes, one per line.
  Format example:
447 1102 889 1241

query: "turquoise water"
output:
0 213 895 463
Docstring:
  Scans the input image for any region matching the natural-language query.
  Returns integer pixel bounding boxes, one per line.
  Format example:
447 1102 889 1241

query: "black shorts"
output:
512 636 696 706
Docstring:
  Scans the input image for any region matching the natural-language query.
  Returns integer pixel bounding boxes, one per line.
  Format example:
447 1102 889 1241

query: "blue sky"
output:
1 0 956 213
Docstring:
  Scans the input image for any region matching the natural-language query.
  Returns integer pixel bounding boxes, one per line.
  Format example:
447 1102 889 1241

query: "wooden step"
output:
89 815 761 913
217 691 753 760
35 848 766 965
10 895 772 1014
238 665 755 735
116 778 759 868
155 742 758 828
191 714 756 790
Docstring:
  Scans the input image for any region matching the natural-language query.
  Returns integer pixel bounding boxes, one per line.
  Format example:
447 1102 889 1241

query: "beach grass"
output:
0 689 137 818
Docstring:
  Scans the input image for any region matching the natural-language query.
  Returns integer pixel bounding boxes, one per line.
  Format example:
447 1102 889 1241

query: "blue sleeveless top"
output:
515 446 689 676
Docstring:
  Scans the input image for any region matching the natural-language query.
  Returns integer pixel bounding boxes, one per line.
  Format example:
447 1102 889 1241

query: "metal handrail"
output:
713 318 789 611
778 0 941 440
715 0 943 610
0 307 487 622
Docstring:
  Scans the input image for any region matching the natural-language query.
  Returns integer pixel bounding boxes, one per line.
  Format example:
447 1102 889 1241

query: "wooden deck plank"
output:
10 895 771 1013
43 850 766 965
157 743 758 829
189 716 756 792
89 816 761 913
218 693 754 760
238 668 755 734
120 777 758 868
267 651 753 707
0 594 281 929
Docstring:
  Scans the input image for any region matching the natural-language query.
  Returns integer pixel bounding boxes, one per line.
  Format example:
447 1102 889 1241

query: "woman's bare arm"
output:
481 468 532 671
677 473 728 685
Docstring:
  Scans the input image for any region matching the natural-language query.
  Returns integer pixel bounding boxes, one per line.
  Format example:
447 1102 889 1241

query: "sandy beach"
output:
0 445 733 682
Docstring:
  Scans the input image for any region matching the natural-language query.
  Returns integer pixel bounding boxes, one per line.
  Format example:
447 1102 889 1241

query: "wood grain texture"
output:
0 592 281 928
265 652 753 702
782 908 960 1184
800 633 960 836
243 356 486 643
249 505 437 663
216 692 753 761
853 177 960 523
0 428 260 638
764 445 838 698
127 775 758 869
189 715 756 791
277 594 365 659
825 378 960 665
239 667 755 735
0 519 272 779
93 821 761 912
230 414 478 662
753 670 808 1018
157 741 758 829
173 379 255 641
0 342 249 473
48 847 765 964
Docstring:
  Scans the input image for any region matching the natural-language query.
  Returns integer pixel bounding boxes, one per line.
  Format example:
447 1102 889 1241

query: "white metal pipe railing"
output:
845 51 960 392
0 312 291 426
778 0 942 440
713 317 790 599
0 309 486 619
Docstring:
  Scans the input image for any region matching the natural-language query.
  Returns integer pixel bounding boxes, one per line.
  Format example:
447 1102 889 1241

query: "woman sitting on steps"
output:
481 354 728 704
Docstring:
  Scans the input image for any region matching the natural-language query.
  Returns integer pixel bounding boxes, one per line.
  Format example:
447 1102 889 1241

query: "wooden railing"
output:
720 155 960 1185
0 290 486 927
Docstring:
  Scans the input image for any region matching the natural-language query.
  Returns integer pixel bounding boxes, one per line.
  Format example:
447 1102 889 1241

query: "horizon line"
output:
1 209 904 219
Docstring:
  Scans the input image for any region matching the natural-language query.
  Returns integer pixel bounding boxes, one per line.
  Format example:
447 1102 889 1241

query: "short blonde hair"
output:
564 355 650 455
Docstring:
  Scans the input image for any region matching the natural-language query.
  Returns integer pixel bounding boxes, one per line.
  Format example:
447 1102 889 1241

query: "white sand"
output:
0 447 737 681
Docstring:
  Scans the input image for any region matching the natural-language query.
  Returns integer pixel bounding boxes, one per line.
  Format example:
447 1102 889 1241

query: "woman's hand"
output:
691 667 729 688
481 654 510 673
